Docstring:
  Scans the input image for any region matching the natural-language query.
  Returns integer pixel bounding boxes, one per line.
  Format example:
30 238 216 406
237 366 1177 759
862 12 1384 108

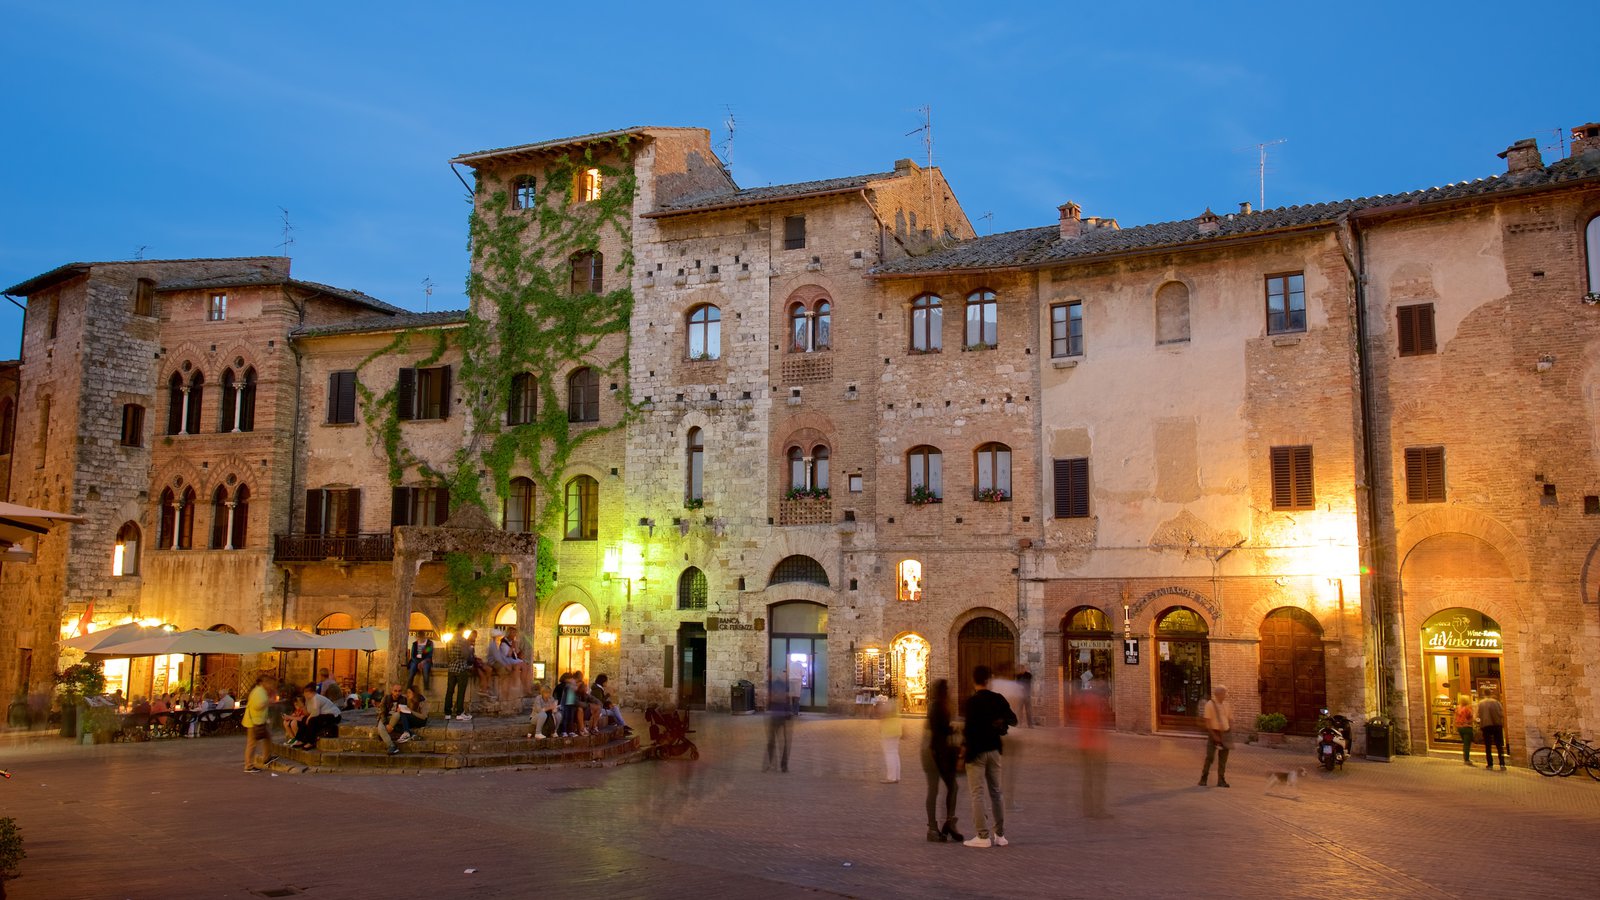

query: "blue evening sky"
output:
3 1 1595 353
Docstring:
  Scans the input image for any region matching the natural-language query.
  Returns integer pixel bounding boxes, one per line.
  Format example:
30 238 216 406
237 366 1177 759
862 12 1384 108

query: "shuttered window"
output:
1396 303 1437 356
1270 445 1315 510
391 486 451 527
1052 457 1090 518
783 215 806 250
327 371 357 424
306 488 361 535
1404 446 1446 503
396 366 451 421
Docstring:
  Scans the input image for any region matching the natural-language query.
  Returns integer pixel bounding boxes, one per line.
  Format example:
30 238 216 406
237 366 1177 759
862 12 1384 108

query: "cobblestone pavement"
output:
1 714 1594 899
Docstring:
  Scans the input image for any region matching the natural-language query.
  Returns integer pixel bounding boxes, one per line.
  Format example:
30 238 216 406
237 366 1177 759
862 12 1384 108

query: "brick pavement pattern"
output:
1 716 1594 899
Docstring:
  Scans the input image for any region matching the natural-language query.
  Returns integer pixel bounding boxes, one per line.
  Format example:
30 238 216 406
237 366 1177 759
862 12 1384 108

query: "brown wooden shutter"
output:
345 489 362 534
438 366 452 419
305 489 324 534
1053 458 1089 518
1271 448 1293 509
1397 306 1417 355
1405 447 1445 503
340 372 358 423
1291 446 1314 508
434 486 451 526
1270 446 1313 510
1398 304 1437 356
1404 448 1424 503
391 487 411 527
396 368 416 420
1416 304 1436 354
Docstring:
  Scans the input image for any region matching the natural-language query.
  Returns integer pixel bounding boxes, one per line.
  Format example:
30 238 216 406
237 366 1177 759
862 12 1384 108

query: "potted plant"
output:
975 487 1010 503
683 498 704 510
908 485 942 506
1255 712 1289 746
784 487 829 501
54 661 105 738
0 816 23 898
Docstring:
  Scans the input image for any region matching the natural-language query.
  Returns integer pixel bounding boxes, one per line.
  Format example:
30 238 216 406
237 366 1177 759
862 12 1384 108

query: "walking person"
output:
875 694 902 783
444 624 474 721
242 673 276 773
1197 684 1232 788
764 675 794 773
963 665 1017 848
1455 695 1477 766
921 679 963 843
1477 688 1507 770
989 662 1027 809
1069 680 1112 818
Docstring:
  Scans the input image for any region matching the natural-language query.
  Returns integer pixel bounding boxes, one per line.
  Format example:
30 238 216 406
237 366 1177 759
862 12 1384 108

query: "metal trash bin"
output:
730 679 757 715
1365 716 1392 761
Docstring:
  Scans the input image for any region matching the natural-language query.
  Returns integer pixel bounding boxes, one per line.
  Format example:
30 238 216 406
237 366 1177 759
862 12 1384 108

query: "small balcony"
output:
273 532 394 563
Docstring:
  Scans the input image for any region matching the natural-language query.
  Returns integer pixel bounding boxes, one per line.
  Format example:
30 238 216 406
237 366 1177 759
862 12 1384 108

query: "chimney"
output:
1239 201 1252 215
1057 201 1082 240
1197 207 1220 234
1497 138 1543 175
893 158 920 175
1572 123 1600 159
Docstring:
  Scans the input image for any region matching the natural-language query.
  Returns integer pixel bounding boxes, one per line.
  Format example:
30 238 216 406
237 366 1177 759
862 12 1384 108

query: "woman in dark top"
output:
922 679 963 842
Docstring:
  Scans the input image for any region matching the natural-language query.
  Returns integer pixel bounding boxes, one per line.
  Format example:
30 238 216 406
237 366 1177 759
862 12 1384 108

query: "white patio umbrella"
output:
310 627 388 693
93 629 273 694
253 628 321 650
60 622 171 653
0 500 85 546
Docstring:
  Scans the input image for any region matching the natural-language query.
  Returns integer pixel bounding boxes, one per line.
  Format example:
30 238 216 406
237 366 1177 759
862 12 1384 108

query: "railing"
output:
274 532 394 562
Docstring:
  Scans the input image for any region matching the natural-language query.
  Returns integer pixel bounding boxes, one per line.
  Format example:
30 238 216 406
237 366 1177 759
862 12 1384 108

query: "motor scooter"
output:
1316 708 1352 771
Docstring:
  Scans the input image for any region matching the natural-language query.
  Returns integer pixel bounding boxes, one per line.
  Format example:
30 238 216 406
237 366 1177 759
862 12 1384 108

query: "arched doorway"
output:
493 603 517 626
1155 606 1210 731
890 633 931 716
1063 606 1114 725
769 600 828 711
956 615 1015 707
199 623 240 696
314 613 358 692
1258 608 1326 734
556 603 592 676
1421 608 1503 750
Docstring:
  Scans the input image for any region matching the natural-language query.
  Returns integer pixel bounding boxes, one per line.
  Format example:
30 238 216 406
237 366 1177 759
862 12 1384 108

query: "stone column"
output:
388 538 420 692
178 386 190 435
223 501 236 551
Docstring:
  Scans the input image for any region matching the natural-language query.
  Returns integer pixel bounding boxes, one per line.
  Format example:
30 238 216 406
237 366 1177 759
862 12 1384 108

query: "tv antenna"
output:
978 211 994 233
906 105 944 243
1542 127 1568 160
422 276 435 312
133 245 148 260
717 106 736 174
1239 139 1287 210
277 207 295 256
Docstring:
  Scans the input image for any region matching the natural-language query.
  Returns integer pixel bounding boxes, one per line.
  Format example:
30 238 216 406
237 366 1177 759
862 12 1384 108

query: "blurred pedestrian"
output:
1454 695 1476 766
764 675 794 773
963 665 1016 848
242 673 276 773
1069 680 1112 818
1017 667 1035 727
875 694 902 783
989 662 1027 808
1198 685 1232 788
444 624 474 721
1477 689 1506 770
922 679 963 842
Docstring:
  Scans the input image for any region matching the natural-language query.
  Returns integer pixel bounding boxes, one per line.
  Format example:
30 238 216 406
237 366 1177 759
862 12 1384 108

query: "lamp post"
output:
601 544 641 645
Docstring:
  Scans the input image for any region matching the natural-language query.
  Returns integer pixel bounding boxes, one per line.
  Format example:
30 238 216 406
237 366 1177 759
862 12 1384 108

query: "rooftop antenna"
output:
277 207 295 256
422 276 434 313
717 106 736 175
906 105 943 243
133 245 148 260
978 211 994 233
1239 139 1287 210
1542 127 1568 161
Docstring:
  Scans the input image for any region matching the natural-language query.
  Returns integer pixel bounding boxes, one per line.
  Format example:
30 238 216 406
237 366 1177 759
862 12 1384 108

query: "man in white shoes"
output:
963 665 1017 847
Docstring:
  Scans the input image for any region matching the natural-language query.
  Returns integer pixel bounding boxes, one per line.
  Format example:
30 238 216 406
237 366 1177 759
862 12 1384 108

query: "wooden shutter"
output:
328 372 356 424
1271 446 1314 510
437 366 452 419
344 489 362 534
1405 447 1445 503
1398 304 1437 356
434 486 451 526
1053 458 1089 518
305 489 324 535
396 368 416 420
391 487 411 527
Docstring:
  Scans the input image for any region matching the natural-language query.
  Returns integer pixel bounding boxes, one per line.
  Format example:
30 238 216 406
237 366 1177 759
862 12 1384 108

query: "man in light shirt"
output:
242 673 276 773
1198 685 1232 788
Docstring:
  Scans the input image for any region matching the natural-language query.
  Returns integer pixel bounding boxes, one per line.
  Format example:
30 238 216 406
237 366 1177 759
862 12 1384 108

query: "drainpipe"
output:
279 288 308 632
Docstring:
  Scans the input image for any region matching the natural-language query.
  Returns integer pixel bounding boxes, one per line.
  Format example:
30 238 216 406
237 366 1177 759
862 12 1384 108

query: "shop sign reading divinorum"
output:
1422 612 1502 652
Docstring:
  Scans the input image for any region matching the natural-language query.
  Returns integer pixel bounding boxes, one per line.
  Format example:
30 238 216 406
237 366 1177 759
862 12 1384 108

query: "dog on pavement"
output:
1264 766 1308 798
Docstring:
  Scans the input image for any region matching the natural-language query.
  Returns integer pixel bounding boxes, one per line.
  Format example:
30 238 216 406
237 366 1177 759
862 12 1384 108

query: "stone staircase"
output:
266 719 644 774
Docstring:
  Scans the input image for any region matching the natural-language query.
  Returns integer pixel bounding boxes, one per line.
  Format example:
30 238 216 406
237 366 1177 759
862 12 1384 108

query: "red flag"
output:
73 601 94 638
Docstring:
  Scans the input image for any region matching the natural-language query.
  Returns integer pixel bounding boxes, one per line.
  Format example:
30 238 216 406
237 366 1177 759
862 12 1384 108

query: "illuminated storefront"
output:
1421 607 1503 750
556 603 591 676
1064 606 1115 725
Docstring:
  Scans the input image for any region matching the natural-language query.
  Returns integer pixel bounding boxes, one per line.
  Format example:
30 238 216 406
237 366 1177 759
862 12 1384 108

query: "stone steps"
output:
266 717 643 774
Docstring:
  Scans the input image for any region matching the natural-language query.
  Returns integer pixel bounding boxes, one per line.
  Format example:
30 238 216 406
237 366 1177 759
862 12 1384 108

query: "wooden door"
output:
677 624 707 709
1258 608 1326 734
957 617 1015 710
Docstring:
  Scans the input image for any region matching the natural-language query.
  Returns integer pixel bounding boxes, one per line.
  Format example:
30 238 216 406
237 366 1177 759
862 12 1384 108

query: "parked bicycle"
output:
1530 730 1600 779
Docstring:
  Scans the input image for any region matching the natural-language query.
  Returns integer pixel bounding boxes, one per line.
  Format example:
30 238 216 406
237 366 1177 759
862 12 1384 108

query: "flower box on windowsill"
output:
907 347 942 356
907 486 943 507
963 343 997 352
974 489 1011 503
683 499 705 511
1585 291 1600 306
784 488 830 501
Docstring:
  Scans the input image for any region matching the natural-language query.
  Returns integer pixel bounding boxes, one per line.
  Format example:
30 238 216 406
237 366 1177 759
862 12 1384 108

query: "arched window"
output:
0 398 13 453
687 304 721 360
1587 215 1600 297
812 444 830 491
219 370 236 433
974 442 1012 500
911 294 942 352
786 445 828 495
166 373 185 435
211 486 230 549
678 567 708 610
686 427 704 501
907 445 942 502
965 290 998 348
567 367 599 423
158 488 177 548
787 446 806 490
178 486 197 549
815 301 831 349
113 522 140 576
238 368 257 432
569 250 603 295
185 372 204 435
511 174 537 210
1155 281 1192 344
504 477 534 533
770 555 829 587
564 475 598 541
507 372 536 426
789 302 810 352
231 485 249 549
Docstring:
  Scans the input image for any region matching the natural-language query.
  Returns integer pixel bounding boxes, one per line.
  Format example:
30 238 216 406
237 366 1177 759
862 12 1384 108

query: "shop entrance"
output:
199 623 241 696
956 616 1015 708
314 613 359 694
1258 607 1326 735
1421 608 1503 750
678 622 707 709
890 633 930 716
769 601 828 712
1063 606 1115 725
1155 606 1210 732
556 603 592 676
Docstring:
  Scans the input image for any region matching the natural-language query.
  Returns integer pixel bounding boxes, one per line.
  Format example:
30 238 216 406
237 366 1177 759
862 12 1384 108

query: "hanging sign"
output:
558 625 590 637
1122 638 1140 665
